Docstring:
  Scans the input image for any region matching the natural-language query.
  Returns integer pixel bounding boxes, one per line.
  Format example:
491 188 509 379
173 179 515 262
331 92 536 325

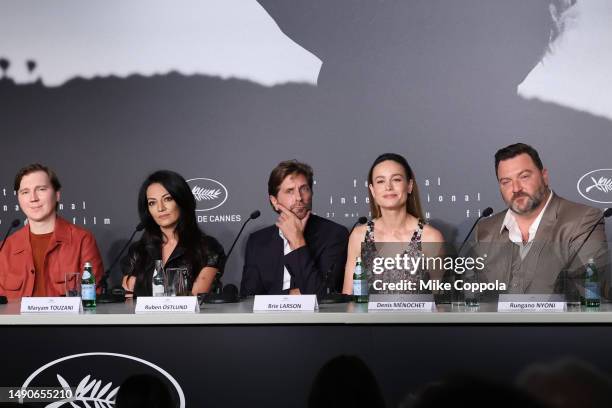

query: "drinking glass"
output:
165 268 191 296
65 272 81 297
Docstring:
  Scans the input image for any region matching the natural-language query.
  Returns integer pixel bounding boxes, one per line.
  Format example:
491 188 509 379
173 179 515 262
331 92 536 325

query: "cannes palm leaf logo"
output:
46 374 119 408
585 177 612 194
187 178 228 211
192 186 222 201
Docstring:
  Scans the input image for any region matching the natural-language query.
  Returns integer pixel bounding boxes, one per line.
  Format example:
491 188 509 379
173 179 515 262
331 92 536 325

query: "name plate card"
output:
253 295 319 312
497 294 566 312
20 297 82 314
368 294 436 312
135 296 199 313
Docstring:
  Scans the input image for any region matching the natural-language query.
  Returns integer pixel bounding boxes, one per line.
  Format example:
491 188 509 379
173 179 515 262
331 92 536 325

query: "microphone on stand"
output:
558 208 612 304
200 210 260 304
449 207 493 305
318 263 350 304
97 222 144 303
226 210 261 260
319 217 368 304
562 208 612 272
0 219 20 253
457 207 493 256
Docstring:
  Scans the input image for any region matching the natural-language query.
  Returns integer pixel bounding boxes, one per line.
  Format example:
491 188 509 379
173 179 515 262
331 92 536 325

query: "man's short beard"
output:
509 183 549 215
292 203 312 219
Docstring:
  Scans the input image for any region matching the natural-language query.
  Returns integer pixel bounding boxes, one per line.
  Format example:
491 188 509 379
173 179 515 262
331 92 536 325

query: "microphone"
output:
457 207 493 255
563 208 611 271
200 210 260 304
319 218 366 304
225 210 260 260
0 219 20 253
558 208 611 304
349 216 368 235
222 284 238 298
319 263 352 304
97 222 144 303
447 207 493 306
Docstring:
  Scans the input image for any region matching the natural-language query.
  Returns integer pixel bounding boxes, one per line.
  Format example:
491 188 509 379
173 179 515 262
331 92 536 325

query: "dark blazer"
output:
240 214 349 296
474 194 609 297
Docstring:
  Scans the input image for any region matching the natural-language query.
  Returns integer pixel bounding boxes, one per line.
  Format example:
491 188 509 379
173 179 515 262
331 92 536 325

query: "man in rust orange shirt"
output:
0 164 104 300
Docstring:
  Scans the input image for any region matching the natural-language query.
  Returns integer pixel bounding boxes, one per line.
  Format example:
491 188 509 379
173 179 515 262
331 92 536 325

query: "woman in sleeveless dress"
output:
342 153 445 295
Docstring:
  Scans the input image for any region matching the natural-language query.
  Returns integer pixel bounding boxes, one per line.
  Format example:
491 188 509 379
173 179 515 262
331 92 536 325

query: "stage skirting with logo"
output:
2 301 612 408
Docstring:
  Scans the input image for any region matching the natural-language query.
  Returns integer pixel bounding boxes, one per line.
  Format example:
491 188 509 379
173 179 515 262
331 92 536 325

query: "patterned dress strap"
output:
364 220 375 243
411 219 425 243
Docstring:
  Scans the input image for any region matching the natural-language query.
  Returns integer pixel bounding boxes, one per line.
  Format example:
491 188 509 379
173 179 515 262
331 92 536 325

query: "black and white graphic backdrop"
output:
1 0 611 287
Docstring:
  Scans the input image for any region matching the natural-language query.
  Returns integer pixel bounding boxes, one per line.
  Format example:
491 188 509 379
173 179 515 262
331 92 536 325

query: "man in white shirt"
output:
475 143 609 297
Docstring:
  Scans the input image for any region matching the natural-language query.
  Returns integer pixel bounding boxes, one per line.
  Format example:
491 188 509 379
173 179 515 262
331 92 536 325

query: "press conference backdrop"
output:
1 0 611 288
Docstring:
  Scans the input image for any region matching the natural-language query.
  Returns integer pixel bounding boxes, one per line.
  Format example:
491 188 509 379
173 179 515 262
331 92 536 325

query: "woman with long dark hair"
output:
342 153 444 294
121 170 225 296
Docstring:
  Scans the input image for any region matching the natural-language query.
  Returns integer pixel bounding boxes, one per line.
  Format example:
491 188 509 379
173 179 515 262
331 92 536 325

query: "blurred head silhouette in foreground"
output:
115 374 175 408
308 355 386 408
